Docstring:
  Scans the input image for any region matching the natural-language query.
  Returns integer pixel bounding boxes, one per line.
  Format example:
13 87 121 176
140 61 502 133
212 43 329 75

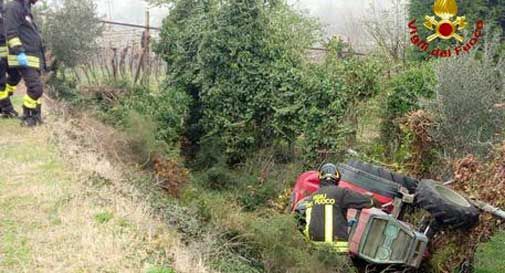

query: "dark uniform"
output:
4 0 44 125
0 0 18 117
303 184 374 252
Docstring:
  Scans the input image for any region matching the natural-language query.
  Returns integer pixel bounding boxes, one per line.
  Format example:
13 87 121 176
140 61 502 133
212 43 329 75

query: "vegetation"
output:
41 0 103 69
0 113 177 272
381 63 436 159
34 0 505 272
429 38 505 158
474 231 505 273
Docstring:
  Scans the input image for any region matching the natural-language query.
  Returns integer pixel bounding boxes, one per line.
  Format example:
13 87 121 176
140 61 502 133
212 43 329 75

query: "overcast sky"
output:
93 0 394 48
93 0 383 29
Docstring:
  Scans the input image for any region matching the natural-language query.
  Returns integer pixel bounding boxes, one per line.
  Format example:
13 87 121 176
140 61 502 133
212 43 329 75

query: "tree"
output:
41 0 103 68
156 0 320 163
363 0 410 62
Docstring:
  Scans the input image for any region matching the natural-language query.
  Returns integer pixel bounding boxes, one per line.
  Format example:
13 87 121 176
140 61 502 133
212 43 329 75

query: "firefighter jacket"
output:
4 0 43 69
0 0 7 58
303 184 374 251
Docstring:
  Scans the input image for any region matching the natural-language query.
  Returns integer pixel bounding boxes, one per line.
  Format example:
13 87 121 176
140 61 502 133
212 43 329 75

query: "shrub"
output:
428 37 505 157
46 76 81 103
381 63 436 157
301 39 382 163
156 0 319 164
41 0 103 68
249 215 355 273
202 165 236 191
104 85 190 147
237 177 279 212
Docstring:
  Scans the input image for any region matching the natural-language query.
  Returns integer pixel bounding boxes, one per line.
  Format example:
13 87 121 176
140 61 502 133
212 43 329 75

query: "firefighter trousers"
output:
8 67 43 109
0 58 17 112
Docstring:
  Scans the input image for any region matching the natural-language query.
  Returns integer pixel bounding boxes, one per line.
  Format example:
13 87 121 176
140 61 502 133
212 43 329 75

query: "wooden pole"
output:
145 10 150 86
134 10 150 85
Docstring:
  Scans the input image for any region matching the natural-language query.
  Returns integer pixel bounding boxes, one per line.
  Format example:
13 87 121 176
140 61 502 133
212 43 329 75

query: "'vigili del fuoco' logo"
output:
408 0 484 58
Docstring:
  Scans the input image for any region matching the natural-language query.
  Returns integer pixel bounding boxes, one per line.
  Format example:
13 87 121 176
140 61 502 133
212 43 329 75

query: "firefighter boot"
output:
35 103 43 124
0 99 19 118
20 105 41 127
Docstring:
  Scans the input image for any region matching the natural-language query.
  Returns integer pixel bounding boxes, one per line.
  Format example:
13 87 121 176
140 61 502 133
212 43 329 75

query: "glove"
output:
17 52 28 67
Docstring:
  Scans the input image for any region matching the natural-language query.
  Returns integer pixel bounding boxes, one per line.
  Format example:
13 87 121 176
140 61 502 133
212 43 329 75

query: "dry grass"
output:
0 96 213 273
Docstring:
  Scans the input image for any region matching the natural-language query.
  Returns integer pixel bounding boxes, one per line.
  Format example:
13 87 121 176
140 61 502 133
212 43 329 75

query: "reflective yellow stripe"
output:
324 204 333 243
335 247 349 253
0 46 7 58
7 55 40 69
335 241 348 247
334 241 349 253
0 88 8 100
304 207 312 239
8 37 22 48
6 84 16 95
313 241 349 254
23 95 38 109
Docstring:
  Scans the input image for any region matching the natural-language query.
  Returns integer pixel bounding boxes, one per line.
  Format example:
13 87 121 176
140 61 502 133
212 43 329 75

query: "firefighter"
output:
4 0 44 126
0 0 18 118
297 163 378 253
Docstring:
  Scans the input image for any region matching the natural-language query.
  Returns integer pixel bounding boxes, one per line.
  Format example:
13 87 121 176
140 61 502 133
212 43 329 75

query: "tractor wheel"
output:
346 160 419 193
415 179 479 229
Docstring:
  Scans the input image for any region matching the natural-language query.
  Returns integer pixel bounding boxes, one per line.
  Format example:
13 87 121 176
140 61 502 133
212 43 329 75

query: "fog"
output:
93 0 394 49
94 0 170 26
94 0 385 28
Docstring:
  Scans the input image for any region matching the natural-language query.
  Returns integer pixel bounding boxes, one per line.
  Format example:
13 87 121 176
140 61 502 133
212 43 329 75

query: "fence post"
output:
134 10 150 85
145 10 151 86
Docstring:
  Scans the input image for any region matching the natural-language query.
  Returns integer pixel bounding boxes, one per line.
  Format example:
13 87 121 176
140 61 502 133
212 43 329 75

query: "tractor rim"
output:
435 184 471 207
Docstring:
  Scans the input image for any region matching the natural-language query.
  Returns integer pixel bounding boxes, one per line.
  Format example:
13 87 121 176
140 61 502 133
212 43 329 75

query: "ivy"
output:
155 0 381 164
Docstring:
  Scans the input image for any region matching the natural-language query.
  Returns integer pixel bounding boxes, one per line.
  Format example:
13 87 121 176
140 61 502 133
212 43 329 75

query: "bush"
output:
46 75 81 103
381 63 436 157
237 177 279 212
41 0 103 68
202 165 236 191
249 215 355 273
300 43 382 162
428 38 505 157
104 85 190 146
156 0 319 164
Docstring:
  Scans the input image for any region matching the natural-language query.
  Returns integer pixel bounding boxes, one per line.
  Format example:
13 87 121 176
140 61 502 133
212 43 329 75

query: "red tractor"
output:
290 160 481 268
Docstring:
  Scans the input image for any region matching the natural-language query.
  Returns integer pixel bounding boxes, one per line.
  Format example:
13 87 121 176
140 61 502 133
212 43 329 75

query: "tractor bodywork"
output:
347 208 428 268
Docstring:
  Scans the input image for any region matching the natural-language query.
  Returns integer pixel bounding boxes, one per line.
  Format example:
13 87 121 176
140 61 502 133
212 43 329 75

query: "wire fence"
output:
74 19 167 88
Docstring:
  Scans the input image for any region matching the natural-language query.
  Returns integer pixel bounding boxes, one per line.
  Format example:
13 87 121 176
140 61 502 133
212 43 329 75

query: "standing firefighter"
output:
5 0 44 126
296 163 379 253
0 0 18 118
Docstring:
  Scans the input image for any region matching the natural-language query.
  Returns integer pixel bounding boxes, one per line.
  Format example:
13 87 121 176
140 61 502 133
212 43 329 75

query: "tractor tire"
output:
415 179 480 229
346 160 419 193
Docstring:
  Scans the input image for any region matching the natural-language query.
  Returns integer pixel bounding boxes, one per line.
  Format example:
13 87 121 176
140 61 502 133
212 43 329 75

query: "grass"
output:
0 96 183 273
474 231 505 273
94 211 114 224
147 267 176 273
